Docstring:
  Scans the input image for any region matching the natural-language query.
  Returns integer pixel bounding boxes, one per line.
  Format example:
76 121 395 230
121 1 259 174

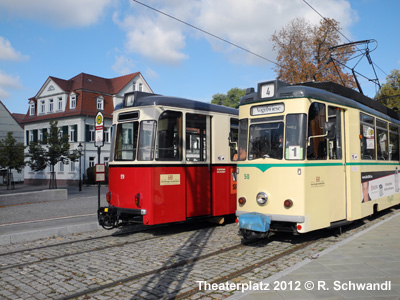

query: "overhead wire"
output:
132 0 390 89
302 0 389 79
131 0 280 67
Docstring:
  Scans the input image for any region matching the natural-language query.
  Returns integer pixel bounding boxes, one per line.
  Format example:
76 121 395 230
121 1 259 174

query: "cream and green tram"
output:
236 80 400 239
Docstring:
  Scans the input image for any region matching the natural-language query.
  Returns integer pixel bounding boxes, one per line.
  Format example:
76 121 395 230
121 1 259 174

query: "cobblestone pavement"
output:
0 207 398 300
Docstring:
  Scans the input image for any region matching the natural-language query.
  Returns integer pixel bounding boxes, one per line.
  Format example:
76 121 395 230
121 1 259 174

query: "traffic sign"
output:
95 111 104 147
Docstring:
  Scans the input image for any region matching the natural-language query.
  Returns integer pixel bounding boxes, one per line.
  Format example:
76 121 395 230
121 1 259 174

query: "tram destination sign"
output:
251 103 285 116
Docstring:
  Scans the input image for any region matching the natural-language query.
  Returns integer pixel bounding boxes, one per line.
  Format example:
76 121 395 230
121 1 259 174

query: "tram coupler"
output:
238 212 271 233
98 206 120 230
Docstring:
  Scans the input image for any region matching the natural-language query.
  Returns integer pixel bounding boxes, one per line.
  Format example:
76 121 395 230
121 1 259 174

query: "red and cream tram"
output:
98 92 238 228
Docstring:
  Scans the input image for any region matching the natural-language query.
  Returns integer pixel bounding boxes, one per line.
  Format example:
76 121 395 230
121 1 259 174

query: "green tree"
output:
0 132 25 190
26 120 79 189
211 87 245 108
271 18 355 88
377 69 400 110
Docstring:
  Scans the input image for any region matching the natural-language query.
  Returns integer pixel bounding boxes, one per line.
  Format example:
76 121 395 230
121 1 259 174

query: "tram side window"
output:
307 102 327 160
138 120 156 161
186 113 207 161
327 106 342 160
285 114 306 160
376 119 388 160
230 118 239 160
360 113 375 160
114 122 139 161
156 111 182 161
237 119 248 161
389 124 399 161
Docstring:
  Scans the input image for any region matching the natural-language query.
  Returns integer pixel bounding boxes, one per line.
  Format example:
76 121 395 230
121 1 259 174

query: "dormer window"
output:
70 93 76 109
96 95 104 110
49 98 54 112
40 100 45 113
29 102 35 116
58 97 63 111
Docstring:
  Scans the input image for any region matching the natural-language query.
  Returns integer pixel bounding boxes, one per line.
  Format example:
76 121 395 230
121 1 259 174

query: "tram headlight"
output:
256 192 268 205
238 197 246 206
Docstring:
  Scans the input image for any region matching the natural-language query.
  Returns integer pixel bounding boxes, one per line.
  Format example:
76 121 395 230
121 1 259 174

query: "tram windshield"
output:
238 114 307 161
114 122 139 161
249 119 284 160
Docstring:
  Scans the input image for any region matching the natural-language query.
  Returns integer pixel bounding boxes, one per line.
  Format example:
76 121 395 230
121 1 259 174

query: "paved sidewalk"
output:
229 211 400 300
0 185 109 245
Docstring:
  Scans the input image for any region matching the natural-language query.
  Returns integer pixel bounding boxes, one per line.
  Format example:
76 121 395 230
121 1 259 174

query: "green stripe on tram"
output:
239 162 399 173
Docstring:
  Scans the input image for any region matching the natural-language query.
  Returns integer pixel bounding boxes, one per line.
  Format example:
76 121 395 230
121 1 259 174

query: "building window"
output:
139 83 143 91
89 157 95 168
49 99 54 112
70 94 76 109
96 96 104 110
69 127 75 142
70 161 76 172
132 82 136 91
59 162 64 172
30 103 35 115
104 157 109 166
104 127 109 143
40 101 45 113
58 97 63 111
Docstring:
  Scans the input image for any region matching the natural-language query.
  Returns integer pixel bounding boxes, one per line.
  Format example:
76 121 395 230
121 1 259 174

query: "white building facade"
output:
21 72 152 186
0 101 24 184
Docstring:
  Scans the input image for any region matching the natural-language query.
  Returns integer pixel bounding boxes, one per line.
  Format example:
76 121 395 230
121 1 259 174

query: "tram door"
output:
327 106 347 221
185 113 211 217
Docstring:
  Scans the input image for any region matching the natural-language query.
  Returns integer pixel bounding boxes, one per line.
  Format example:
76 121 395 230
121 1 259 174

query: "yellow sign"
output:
96 114 103 125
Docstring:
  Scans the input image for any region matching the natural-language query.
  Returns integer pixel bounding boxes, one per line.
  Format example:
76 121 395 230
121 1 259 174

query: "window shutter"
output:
63 126 68 137
85 124 90 142
26 130 29 145
43 128 48 143
33 130 38 142
73 125 78 142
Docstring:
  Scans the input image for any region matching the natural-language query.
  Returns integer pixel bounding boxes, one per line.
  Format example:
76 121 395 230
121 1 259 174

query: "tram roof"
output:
118 92 238 116
240 80 400 122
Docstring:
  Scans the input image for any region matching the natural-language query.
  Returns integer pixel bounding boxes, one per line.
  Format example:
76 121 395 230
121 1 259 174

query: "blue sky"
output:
0 0 399 114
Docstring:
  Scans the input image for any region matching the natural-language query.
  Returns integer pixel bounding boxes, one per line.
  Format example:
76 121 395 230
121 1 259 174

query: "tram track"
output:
54 230 329 300
1 207 398 300
0 222 216 271
57 207 400 300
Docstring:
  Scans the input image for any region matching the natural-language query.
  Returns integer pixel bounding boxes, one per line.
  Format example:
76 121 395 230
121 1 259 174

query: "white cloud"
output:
112 55 136 75
113 12 188 64
0 71 23 99
145 67 159 80
115 0 357 65
0 36 29 61
0 0 114 27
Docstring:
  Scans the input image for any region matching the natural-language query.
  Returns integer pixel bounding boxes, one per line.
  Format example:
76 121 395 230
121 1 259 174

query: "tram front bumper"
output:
98 206 147 229
238 212 271 233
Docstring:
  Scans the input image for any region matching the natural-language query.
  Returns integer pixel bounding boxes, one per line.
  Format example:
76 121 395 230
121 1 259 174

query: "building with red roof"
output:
21 72 153 186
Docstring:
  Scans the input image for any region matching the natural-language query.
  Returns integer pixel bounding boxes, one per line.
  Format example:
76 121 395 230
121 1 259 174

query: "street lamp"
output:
78 142 83 191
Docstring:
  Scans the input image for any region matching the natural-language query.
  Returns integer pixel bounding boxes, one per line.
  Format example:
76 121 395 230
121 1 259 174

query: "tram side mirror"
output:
324 122 336 140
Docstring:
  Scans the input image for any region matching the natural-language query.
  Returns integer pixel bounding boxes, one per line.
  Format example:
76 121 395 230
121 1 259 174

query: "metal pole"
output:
79 154 82 191
97 147 101 210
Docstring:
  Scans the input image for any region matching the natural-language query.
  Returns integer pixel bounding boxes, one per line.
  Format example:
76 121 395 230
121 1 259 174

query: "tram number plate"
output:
260 83 275 98
287 146 301 160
